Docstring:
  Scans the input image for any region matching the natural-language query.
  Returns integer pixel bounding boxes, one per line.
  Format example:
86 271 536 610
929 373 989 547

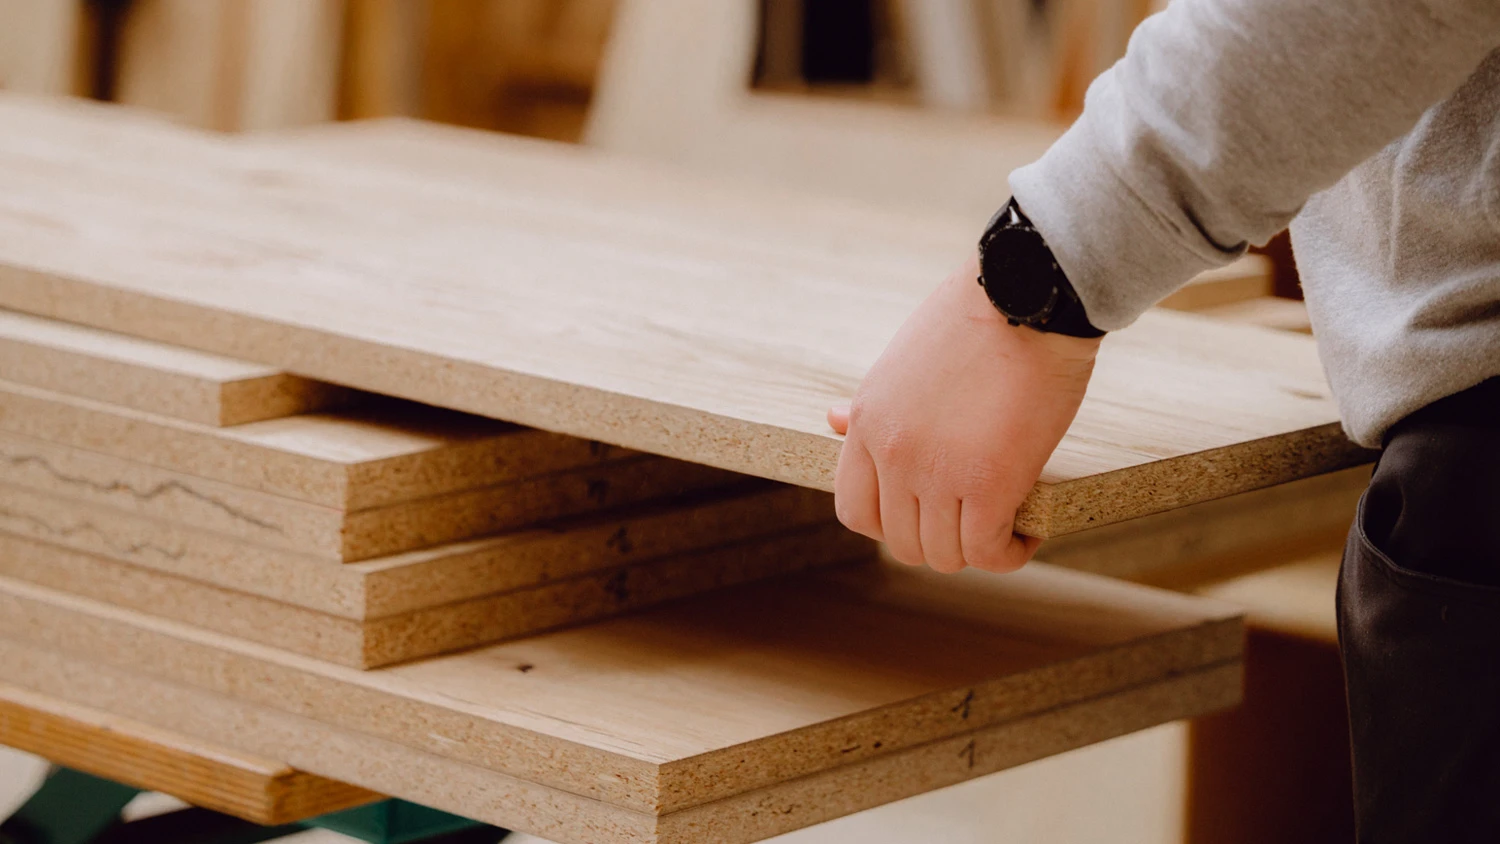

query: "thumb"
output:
827 405 851 435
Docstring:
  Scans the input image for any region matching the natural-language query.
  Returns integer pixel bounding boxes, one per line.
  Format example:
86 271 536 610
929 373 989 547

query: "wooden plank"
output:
0 309 351 425
0 563 1242 816
0 518 864 667
0 379 630 510
0 97 1374 535
1157 257 1275 312
0 681 380 824
1 637 1238 844
1192 549 1340 645
0 433 734 562
116 0 344 132
0 0 84 95
0 479 821 617
1201 296 1314 334
1037 466 1364 587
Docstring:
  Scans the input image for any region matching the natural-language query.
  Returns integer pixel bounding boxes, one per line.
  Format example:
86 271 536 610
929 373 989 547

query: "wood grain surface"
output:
0 379 630 510
0 563 1241 816
0 681 380 824
0 97 1372 536
0 481 829 617
1 638 1238 844
0 309 350 425
0 433 733 561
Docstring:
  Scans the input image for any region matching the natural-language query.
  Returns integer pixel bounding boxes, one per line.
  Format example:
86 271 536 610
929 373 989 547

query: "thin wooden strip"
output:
0 379 630 510
0 563 1241 814
0 523 869 668
0 482 840 620
0 681 380 824
0 637 1240 844
0 97 1370 536
0 309 352 425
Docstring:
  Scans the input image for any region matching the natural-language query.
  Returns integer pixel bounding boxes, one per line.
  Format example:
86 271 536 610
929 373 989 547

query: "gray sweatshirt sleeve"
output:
1008 0 1500 330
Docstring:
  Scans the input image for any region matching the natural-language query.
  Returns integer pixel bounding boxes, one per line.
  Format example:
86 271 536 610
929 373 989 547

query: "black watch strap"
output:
977 199 1105 339
1033 279 1104 338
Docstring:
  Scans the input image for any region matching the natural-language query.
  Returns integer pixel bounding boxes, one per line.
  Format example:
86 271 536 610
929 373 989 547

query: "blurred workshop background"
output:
0 2 1338 843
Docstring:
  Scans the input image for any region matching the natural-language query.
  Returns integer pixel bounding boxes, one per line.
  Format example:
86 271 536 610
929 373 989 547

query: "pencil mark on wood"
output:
603 568 630 603
0 451 284 533
951 689 975 720
959 739 976 769
605 526 633 554
586 478 612 504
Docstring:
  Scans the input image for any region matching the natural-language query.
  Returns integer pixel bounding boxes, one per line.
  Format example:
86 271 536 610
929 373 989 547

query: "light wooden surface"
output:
1192 550 1340 645
116 0 345 132
0 97 1372 536
0 379 629 510
1201 296 1314 334
0 681 380 824
0 561 1241 817
2 636 1236 844
0 0 84 96
0 479 825 617
0 309 350 426
0 515 862 667
0 433 732 561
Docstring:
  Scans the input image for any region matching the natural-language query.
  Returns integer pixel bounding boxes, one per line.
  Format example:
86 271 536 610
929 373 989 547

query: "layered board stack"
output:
0 95 1382 843
0 308 863 668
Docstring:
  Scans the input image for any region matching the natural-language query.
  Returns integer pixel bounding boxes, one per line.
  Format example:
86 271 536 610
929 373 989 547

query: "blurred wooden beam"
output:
116 0 344 132
0 0 87 95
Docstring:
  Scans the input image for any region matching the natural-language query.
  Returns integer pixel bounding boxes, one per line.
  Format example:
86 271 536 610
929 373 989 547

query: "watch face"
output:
980 227 1058 322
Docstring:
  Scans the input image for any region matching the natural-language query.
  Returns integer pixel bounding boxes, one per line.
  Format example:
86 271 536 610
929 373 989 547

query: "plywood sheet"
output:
0 521 866 667
1 638 1238 844
0 432 733 561
0 379 631 510
0 481 829 617
0 563 1242 815
0 309 351 425
0 97 1373 535
0 681 380 824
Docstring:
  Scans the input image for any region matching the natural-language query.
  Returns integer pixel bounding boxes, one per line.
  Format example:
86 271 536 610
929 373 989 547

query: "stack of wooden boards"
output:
0 95 1379 843
0 308 863 668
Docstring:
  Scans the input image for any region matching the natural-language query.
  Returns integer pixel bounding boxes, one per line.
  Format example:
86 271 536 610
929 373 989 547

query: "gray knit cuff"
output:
1007 116 1227 331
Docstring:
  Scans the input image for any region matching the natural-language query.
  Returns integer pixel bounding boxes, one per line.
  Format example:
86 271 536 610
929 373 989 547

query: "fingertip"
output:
827 405 851 435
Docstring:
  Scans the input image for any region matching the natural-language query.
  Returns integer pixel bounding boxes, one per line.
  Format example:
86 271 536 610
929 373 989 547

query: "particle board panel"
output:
0 432 732 561
0 682 381 824
0 562 1243 815
0 638 1239 844
0 309 352 425
0 480 825 617
1037 466 1365 587
0 97 1373 536
0 521 867 667
0 379 632 510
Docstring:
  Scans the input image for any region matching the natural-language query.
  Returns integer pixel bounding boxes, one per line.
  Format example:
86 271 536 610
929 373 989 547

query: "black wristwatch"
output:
976 198 1104 338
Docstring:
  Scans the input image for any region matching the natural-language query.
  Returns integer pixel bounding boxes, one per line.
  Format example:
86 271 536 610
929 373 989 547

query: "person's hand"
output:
828 255 1101 573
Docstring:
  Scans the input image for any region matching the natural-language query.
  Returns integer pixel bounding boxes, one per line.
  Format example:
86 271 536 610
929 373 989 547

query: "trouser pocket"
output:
1338 491 1500 844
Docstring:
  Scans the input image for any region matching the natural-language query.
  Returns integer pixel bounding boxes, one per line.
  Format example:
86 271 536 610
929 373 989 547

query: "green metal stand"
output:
0 769 509 844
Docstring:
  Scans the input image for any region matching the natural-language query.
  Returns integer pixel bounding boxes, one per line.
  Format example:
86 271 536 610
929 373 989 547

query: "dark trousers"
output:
1339 377 1500 843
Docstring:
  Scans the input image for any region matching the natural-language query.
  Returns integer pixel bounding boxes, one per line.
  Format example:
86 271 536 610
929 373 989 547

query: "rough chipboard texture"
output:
0 520 867 667
0 563 1241 816
0 379 633 510
0 640 1239 844
0 97 1373 536
0 308 351 426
